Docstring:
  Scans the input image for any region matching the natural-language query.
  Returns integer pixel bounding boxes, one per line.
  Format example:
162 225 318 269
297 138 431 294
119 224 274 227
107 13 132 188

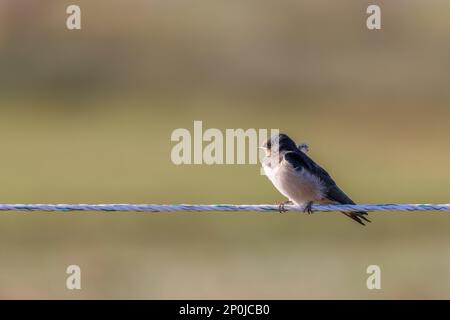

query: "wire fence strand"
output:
0 204 449 212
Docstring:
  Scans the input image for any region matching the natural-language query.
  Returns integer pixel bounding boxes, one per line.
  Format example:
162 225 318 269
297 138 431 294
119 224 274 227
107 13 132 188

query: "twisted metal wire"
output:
0 203 449 212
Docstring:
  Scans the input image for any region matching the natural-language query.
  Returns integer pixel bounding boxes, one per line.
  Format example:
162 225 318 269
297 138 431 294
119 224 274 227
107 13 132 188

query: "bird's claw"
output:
277 201 293 213
303 201 314 214
278 202 287 213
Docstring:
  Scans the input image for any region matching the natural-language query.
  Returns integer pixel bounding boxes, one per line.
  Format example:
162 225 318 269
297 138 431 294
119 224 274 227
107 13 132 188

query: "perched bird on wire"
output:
260 133 370 225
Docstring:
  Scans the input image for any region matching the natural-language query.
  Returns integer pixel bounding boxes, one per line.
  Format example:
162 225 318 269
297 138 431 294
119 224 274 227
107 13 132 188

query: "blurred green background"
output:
0 0 450 299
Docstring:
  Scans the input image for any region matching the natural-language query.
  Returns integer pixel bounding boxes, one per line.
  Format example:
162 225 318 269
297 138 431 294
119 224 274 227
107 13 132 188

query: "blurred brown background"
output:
0 0 450 299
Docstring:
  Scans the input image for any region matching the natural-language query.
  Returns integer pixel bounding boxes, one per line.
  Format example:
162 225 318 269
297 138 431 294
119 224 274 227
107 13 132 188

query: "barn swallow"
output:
261 133 370 225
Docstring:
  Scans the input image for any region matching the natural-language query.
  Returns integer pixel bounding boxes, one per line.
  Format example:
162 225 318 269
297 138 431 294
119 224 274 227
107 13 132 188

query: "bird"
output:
260 133 370 225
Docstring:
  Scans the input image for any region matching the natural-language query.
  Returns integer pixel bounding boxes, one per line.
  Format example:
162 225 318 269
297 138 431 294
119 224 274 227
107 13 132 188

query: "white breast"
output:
263 157 325 205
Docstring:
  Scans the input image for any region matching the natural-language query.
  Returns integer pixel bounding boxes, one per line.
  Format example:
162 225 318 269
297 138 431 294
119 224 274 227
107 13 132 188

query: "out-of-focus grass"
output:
0 98 450 299
1 0 450 299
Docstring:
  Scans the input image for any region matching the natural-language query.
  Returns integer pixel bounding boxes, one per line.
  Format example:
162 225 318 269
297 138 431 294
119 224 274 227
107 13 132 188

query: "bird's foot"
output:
277 201 293 213
303 201 314 214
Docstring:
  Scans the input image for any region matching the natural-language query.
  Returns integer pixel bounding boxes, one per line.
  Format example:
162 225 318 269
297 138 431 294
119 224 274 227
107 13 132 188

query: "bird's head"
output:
260 133 298 157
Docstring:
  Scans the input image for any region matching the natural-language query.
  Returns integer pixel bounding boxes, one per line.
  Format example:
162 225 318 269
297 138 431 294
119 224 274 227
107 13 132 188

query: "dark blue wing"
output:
283 150 370 225
283 150 357 204
283 151 337 187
